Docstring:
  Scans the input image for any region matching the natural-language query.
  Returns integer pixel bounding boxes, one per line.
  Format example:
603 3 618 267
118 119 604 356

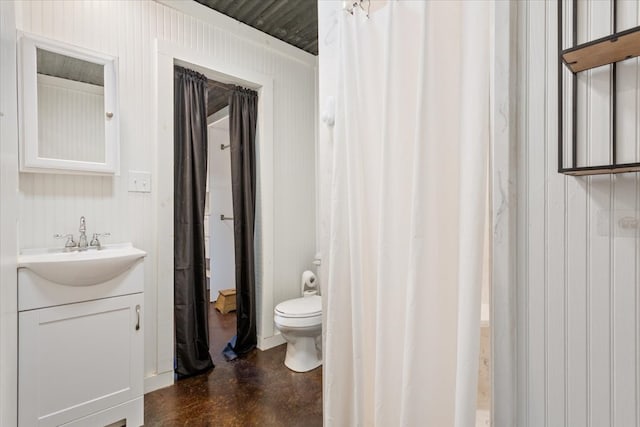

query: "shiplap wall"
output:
15 0 316 383
517 1 640 426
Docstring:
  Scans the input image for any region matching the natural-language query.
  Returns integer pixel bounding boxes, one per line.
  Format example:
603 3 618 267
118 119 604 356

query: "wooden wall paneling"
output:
518 1 640 425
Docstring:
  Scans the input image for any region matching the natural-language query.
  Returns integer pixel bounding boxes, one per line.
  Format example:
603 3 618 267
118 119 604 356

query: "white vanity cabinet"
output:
18 245 145 427
19 295 143 427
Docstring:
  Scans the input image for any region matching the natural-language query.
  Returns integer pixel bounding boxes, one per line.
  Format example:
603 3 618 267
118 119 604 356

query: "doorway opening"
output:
154 40 277 391
477 213 491 426
204 85 236 362
173 64 260 376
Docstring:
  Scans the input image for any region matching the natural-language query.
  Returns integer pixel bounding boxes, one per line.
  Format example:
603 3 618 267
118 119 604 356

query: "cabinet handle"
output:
135 305 141 331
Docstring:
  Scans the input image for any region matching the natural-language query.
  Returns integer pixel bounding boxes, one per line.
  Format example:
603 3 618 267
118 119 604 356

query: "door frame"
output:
153 39 275 389
0 1 19 425
490 1 518 425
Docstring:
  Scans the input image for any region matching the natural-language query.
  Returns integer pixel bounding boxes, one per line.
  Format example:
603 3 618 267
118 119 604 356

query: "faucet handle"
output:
90 232 111 248
54 233 77 248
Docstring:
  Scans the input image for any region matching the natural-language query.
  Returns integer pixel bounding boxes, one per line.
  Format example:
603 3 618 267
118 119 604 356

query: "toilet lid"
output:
275 295 322 318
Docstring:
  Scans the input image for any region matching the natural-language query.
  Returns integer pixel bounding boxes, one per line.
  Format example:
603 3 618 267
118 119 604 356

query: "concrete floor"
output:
144 301 322 426
144 296 488 426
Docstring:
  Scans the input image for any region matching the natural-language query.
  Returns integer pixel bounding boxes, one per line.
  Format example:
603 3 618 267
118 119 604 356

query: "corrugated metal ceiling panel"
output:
195 0 318 55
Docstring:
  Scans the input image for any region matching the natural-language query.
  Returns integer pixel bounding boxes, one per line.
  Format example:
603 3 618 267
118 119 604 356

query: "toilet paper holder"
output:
301 270 317 296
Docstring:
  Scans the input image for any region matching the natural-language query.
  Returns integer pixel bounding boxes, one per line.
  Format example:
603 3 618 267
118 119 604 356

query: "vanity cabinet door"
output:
19 293 143 427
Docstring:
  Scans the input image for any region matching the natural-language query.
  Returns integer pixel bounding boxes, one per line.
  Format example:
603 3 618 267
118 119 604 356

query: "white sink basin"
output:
18 243 147 286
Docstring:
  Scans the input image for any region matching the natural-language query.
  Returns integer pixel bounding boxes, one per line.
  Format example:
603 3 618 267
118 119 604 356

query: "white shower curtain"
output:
324 1 490 426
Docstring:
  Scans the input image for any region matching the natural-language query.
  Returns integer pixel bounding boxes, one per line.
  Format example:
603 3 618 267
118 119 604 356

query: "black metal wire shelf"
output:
558 0 640 176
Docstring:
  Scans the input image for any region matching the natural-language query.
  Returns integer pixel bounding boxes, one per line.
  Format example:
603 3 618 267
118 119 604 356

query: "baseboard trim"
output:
258 332 286 351
144 371 174 394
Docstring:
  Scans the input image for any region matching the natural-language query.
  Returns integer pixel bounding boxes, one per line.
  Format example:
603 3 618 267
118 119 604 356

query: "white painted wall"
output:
0 1 19 425
208 117 235 299
13 0 316 394
317 1 341 296
517 1 640 425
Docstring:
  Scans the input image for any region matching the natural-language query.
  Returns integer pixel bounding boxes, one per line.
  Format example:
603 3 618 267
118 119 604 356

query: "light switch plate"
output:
128 171 152 193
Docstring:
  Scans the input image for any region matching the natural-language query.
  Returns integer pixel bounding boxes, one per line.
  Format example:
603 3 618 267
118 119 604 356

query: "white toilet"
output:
274 272 322 372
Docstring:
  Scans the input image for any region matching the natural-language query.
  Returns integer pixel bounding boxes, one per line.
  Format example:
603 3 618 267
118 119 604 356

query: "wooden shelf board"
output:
562 26 640 73
561 164 640 176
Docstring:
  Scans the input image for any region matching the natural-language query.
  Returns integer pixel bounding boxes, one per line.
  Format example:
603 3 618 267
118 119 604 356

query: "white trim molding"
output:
144 370 174 395
0 1 19 425
491 1 518 426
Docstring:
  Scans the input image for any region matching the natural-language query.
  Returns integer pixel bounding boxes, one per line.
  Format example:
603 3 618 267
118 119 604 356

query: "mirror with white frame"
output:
19 34 119 174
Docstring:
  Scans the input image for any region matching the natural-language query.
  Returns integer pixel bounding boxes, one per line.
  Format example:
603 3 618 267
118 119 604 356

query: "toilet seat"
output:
275 295 321 318
274 296 322 328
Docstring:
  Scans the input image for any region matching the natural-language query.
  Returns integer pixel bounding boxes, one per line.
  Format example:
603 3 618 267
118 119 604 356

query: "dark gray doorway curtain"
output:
174 65 214 378
229 86 258 355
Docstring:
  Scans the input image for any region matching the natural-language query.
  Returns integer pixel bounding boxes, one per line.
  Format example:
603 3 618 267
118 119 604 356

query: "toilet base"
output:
283 334 322 373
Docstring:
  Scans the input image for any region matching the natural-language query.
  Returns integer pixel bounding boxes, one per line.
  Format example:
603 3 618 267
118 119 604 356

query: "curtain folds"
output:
229 86 258 355
324 2 490 426
174 65 214 378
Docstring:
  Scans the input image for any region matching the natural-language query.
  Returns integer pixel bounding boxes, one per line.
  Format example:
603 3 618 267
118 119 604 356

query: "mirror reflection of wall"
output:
36 48 105 163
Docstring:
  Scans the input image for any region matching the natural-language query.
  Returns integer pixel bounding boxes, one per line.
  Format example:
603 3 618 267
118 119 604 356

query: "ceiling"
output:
194 0 318 55
207 80 233 116
37 48 104 86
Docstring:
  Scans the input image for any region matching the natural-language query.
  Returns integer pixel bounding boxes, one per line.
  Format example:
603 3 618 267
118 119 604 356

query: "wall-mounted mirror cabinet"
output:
19 34 120 174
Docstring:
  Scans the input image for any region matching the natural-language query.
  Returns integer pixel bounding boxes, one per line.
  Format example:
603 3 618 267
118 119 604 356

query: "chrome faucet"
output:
54 233 77 250
78 216 88 250
55 217 110 251
90 232 111 249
